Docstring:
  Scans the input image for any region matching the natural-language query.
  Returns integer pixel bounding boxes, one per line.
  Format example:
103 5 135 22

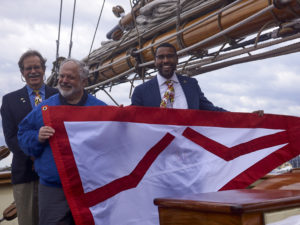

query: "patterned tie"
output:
33 90 42 106
160 80 175 108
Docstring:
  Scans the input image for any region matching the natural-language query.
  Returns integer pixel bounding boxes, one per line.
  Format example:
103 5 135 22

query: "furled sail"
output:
47 0 300 93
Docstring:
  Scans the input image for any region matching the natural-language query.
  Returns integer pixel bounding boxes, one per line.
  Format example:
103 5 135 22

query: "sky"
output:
0 0 300 167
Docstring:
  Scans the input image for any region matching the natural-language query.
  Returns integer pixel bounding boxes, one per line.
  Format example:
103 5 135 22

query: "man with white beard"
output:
17 58 107 225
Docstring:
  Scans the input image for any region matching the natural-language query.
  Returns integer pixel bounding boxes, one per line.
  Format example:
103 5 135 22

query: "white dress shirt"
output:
157 73 188 109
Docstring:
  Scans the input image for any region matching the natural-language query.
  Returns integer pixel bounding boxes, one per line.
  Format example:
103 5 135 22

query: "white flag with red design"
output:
42 105 300 225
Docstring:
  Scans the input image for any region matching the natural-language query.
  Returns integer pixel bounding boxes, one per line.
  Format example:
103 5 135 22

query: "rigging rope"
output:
88 0 106 58
68 0 77 58
55 0 63 73
86 0 224 62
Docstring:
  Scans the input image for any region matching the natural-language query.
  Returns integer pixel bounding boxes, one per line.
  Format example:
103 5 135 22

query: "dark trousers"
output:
38 183 75 225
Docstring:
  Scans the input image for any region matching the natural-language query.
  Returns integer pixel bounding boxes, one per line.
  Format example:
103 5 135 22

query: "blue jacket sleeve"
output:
196 83 227 112
131 85 144 106
17 106 46 157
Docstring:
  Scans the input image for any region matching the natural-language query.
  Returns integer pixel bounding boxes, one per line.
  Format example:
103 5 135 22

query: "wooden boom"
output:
86 0 300 87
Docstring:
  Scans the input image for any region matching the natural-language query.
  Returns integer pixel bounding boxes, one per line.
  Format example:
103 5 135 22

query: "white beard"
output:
58 84 81 100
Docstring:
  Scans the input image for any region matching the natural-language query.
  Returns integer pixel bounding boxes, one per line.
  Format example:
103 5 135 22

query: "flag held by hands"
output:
42 105 300 225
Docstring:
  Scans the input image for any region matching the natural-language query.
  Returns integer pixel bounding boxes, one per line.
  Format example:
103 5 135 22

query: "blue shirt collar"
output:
26 84 46 96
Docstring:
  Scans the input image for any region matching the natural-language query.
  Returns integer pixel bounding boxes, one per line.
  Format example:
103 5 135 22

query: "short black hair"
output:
154 42 177 56
18 50 47 72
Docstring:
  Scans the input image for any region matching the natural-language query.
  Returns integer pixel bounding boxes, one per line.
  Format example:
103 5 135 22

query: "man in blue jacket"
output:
18 58 107 225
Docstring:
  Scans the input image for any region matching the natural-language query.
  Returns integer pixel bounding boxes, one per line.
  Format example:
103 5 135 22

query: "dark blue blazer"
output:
131 74 225 111
1 85 58 184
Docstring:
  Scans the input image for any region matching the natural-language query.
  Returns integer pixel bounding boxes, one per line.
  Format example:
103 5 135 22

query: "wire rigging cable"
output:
55 0 63 72
88 0 106 58
68 0 77 58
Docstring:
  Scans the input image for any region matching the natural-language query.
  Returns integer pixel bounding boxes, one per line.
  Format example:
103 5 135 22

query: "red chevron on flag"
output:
42 105 300 225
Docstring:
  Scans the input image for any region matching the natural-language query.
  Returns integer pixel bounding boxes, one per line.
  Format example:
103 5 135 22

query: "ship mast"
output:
47 0 300 98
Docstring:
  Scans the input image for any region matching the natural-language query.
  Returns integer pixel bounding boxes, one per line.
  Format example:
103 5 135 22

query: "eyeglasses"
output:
155 54 176 60
24 65 42 71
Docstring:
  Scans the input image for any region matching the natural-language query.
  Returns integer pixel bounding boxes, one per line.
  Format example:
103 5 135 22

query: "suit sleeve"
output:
17 107 45 157
131 85 144 106
1 96 23 154
196 81 227 112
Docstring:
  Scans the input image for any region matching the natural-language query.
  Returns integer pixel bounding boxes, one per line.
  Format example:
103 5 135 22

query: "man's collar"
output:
26 84 45 94
59 90 88 106
157 73 178 86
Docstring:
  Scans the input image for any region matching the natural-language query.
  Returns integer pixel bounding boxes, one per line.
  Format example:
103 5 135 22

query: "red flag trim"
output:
183 127 289 161
84 133 175 206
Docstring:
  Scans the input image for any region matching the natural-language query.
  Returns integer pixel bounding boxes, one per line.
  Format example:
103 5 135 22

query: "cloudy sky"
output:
0 0 300 167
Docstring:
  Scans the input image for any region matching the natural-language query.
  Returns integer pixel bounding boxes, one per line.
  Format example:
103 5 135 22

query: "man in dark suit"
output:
131 42 225 111
1 50 58 225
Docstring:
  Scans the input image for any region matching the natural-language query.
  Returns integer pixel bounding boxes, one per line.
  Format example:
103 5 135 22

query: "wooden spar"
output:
88 0 300 85
0 146 9 160
119 0 154 29
107 0 155 40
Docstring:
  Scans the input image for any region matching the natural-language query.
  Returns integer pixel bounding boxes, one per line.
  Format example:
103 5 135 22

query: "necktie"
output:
33 90 42 106
160 80 175 108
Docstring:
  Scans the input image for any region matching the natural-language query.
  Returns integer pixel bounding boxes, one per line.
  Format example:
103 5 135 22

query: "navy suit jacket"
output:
1 85 58 184
131 74 225 111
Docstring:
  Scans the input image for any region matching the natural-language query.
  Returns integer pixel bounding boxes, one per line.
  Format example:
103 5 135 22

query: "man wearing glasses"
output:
1 50 57 225
131 42 225 111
